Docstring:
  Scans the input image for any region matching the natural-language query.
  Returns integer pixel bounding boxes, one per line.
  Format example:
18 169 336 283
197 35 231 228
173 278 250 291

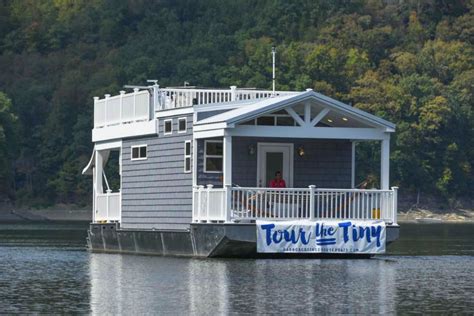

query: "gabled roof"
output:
195 90 395 131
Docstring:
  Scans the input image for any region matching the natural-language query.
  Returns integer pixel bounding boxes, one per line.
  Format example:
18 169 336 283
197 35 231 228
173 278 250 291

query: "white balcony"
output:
94 89 151 128
92 89 155 142
193 186 398 224
91 85 299 142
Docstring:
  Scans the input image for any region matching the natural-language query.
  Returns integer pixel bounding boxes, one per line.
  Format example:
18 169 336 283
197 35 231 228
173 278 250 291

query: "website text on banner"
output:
256 220 386 254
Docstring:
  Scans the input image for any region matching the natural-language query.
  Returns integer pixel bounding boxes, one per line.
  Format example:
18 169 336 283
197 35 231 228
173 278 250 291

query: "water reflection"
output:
89 255 400 314
0 223 473 314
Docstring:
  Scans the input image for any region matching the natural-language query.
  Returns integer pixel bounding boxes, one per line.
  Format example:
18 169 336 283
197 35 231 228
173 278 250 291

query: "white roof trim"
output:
195 93 297 126
195 90 395 131
156 106 194 118
194 98 259 112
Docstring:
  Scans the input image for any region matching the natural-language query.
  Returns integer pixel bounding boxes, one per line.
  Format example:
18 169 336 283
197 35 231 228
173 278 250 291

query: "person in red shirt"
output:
269 171 286 188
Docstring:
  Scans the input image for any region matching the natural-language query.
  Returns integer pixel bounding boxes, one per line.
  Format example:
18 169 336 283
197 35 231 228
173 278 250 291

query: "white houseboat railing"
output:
93 86 300 127
193 185 227 222
193 186 398 224
94 89 150 128
95 191 121 222
155 87 299 110
158 88 233 110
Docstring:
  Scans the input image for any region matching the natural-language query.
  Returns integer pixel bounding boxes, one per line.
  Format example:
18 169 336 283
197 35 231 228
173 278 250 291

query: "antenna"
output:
272 46 276 96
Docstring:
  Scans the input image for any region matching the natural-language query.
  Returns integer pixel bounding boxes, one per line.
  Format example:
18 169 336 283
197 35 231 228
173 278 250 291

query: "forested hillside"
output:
0 0 472 208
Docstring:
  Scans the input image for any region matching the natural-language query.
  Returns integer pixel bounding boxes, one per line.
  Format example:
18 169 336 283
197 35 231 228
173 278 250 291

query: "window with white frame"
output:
204 140 223 173
178 117 187 133
184 141 191 173
131 145 147 160
164 119 173 134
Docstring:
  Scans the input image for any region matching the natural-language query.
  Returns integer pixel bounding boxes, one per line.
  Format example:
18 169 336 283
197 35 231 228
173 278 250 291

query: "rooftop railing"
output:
94 88 151 128
155 86 299 110
93 85 300 128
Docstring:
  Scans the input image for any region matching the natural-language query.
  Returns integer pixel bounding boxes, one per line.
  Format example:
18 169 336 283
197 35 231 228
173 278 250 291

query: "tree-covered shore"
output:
0 0 472 209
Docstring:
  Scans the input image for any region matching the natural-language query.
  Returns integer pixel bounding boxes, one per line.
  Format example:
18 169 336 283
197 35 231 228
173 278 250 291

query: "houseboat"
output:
83 83 399 257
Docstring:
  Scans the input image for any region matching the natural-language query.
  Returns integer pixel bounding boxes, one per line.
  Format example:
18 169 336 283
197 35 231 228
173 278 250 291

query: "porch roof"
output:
194 90 395 131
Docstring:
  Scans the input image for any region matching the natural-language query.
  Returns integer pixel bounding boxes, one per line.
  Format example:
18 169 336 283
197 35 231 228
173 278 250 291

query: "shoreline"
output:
0 208 473 224
0 208 91 223
398 208 474 223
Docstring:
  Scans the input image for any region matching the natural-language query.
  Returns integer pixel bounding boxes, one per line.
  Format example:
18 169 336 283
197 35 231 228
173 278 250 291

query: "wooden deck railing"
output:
193 186 398 224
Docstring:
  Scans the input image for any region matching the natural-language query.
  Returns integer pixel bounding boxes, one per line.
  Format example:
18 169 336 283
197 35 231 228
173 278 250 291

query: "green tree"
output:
0 92 17 197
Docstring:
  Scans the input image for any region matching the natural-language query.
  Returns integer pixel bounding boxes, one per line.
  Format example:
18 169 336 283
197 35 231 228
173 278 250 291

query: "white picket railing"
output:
193 185 228 222
155 87 299 110
193 186 398 224
157 88 233 109
95 191 121 222
93 86 300 127
94 89 150 128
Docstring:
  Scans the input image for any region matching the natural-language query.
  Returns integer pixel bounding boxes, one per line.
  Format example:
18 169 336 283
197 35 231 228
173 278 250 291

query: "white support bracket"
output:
310 108 330 126
304 103 311 125
285 107 305 127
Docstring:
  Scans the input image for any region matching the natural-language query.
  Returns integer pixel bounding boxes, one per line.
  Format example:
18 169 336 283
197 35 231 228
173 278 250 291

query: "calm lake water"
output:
0 222 472 314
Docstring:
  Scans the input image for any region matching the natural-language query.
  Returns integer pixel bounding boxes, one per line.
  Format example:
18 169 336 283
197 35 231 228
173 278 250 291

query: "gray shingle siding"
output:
195 136 352 189
121 114 193 230
120 110 351 229
231 137 352 188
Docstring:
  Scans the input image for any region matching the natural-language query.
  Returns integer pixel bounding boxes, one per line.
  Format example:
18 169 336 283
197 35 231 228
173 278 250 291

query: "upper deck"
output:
93 84 299 134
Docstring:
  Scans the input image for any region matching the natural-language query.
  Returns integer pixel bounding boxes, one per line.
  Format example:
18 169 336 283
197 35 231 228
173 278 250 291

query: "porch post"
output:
391 186 398 225
192 139 198 186
206 184 213 222
309 185 316 220
92 166 96 223
351 141 356 188
95 150 104 196
223 134 232 222
225 184 232 222
223 133 232 186
380 137 390 190
94 150 104 223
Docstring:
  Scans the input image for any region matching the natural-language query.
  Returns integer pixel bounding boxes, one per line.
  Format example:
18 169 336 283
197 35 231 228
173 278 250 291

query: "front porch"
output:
192 90 397 225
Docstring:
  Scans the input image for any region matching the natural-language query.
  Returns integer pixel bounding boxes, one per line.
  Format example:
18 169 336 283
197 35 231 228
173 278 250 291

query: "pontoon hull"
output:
87 223 399 258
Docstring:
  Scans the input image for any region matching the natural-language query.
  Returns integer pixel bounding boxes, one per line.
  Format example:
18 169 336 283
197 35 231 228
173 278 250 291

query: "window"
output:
241 113 296 126
257 116 274 126
204 140 223 173
178 117 187 133
131 145 147 160
164 119 173 135
184 141 191 173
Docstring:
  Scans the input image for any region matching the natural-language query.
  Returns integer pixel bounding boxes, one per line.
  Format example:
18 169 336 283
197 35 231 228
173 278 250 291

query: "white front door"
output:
257 143 294 187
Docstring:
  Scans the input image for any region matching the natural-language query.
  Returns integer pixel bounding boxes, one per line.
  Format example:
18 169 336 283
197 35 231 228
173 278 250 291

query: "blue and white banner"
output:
256 220 386 254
